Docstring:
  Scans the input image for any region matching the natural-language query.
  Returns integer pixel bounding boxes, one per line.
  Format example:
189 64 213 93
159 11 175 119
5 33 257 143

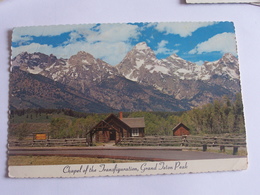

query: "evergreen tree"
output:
50 118 71 138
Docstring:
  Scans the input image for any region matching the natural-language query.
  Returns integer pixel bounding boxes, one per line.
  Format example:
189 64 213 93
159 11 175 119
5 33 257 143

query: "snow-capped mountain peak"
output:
116 42 240 99
219 53 238 68
134 41 149 50
11 42 241 109
68 51 98 66
11 52 61 74
167 53 183 60
202 53 240 80
116 42 160 81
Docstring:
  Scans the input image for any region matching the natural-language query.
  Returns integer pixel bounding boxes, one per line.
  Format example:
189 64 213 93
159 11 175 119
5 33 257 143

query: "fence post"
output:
203 144 207 152
233 146 239 155
220 145 225 152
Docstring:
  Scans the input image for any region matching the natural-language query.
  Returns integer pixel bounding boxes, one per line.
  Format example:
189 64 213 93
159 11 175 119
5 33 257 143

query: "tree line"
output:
178 93 245 135
9 93 245 139
9 108 92 118
49 94 245 138
49 114 105 139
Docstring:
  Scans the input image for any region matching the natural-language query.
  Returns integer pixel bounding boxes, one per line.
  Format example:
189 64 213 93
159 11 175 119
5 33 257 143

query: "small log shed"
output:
172 123 190 136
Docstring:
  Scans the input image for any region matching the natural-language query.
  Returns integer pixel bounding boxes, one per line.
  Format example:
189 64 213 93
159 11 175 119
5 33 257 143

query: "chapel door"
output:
110 131 116 140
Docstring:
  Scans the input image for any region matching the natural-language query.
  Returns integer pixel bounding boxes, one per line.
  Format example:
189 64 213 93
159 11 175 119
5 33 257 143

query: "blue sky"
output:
12 22 237 65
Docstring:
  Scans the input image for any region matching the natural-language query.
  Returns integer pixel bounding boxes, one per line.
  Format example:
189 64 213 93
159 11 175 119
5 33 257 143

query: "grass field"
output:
8 155 143 166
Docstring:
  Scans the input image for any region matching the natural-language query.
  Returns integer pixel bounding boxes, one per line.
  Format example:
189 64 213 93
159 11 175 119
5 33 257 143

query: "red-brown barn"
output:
172 123 190 136
87 112 145 145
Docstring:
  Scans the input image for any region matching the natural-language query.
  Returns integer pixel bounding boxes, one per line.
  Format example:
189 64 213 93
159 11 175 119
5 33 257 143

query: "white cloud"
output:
58 23 140 45
76 41 132 65
12 40 132 65
154 40 179 55
12 23 141 65
12 43 54 58
194 60 204 65
153 22 216 37
12 34 33 46
155 40 168 54
12 24 95 42
188 32 237 55
65 31 83 44
88 23 140 43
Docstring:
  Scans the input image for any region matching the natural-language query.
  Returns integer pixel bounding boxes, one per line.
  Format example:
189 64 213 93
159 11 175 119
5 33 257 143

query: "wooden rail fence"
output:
117 135 247 155
9 135 247 155
8 138 88 147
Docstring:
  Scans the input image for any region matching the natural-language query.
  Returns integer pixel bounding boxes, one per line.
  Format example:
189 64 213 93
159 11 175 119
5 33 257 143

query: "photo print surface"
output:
8 22 247 178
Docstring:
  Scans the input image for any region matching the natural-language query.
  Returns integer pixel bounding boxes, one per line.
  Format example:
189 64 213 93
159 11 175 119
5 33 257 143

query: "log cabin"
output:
87 112 145 145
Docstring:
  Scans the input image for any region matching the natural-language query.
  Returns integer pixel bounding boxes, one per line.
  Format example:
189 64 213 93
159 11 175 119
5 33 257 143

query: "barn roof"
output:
121 117 145 128
172 122 190 132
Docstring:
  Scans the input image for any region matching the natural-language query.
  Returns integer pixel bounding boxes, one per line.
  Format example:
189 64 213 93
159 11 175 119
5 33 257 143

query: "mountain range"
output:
10 42 241 113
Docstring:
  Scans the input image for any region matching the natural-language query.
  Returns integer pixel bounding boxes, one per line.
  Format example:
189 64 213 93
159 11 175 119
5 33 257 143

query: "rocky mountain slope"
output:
117 42 240 106
10 42 241 112
9 67 114 113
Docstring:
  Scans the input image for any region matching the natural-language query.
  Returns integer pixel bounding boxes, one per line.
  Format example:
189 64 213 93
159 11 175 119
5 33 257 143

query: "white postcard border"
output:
9 158 247 178
186 0 260 3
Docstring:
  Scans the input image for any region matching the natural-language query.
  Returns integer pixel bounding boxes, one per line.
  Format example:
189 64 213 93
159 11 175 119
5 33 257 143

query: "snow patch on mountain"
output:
11 42 241 107
27 66 43 74
146 64 170 75
135 59 144 69
135 42 149 50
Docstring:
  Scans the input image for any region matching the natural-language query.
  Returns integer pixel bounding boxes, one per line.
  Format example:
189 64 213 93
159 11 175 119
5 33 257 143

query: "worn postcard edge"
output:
9 158 248 178
186 0 260 3
8 22 248 178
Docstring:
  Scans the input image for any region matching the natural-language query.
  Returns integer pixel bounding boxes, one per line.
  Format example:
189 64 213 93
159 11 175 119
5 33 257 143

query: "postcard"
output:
186 0 260 3
8 22 247 178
